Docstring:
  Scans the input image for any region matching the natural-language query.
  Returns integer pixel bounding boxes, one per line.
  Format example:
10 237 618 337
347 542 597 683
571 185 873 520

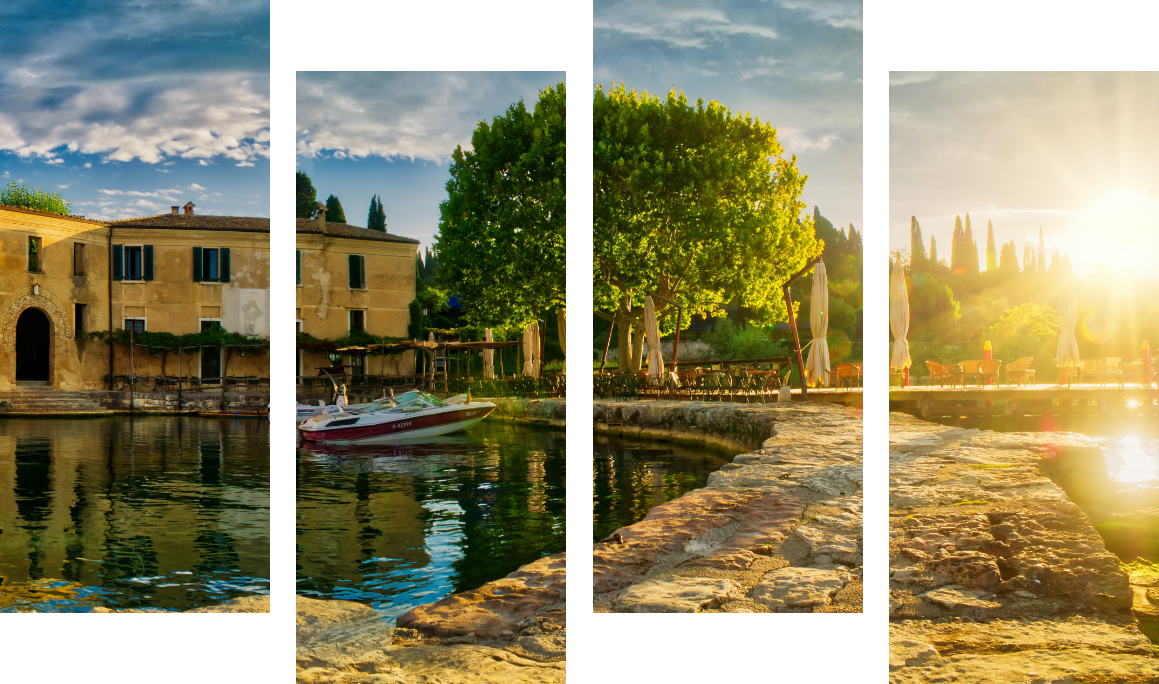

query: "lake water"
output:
296 421 565 622
593 434 739 542
922 413 1159 486
0 416 270 612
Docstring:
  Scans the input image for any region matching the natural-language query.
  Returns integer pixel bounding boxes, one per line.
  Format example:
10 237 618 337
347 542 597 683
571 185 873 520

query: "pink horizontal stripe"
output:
700 616 890 630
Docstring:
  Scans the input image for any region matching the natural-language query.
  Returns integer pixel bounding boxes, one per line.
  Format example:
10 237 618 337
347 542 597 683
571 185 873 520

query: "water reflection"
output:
0 417 270 612
921 413 1159 486
296 422 565 622
593 435 739 542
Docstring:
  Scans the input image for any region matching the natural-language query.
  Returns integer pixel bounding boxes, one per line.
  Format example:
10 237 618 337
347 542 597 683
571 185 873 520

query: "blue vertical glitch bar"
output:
563 93 593 630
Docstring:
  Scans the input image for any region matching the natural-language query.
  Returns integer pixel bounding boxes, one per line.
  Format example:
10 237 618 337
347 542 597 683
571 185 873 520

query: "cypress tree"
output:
999 240 1018 273
367 194 387 232
910 216 927 271
951 215 965 274
964 213 979 274
929 235 938 265
324 194 346 223
847 224 862 255
985 220 997 271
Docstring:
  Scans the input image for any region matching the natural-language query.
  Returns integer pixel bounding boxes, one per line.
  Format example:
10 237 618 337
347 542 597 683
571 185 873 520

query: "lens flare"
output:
1081 310 1115 345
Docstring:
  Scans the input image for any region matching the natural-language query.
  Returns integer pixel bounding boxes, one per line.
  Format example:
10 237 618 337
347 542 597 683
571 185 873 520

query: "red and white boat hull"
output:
298 402 496 444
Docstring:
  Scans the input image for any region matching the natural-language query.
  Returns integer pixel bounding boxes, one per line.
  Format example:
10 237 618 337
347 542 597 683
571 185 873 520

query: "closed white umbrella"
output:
1056 256 1080 383
644 296 664 379
890 259 912 373
532 321 541 378
483 328 495 379
557 308 566 375
522 323 536 377
805 262 830 387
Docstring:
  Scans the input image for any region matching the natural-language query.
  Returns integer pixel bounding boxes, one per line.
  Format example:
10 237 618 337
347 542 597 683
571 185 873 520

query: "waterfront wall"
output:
593 401 863 613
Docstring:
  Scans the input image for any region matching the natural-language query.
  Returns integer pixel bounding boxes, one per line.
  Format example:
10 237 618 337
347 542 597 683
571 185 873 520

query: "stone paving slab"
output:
889 412 1159 682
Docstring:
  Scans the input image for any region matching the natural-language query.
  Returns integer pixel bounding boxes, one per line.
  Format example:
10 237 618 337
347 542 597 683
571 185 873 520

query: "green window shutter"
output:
296 250 302 285
358 255 366 289
348 254 359 289
220 248 231 283
143 245 154 281
112 245 124 280
192 247 203 282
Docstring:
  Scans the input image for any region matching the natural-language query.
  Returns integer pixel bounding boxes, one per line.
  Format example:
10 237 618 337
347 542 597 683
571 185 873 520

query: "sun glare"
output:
1112 435 1158 484
1076 190 1159 277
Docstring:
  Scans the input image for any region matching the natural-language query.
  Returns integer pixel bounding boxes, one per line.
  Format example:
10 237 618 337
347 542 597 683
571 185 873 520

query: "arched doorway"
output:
15 308 51 381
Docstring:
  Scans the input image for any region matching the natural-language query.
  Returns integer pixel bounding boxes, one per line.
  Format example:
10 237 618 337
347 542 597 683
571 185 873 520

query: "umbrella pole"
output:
783 285 808 400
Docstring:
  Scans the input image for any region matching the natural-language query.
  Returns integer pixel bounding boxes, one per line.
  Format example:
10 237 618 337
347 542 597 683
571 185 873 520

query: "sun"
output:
1075 190 1159 277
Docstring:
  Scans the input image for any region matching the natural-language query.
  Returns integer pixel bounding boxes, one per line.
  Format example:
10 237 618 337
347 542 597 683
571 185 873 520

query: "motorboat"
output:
298 390 496 443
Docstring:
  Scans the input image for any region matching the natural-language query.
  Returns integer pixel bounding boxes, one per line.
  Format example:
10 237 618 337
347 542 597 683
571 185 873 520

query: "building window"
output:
193 246 230 282
296 249 302 285
73 243 86 276
124 246 143 280
124 318 146 334
75 303 86 338
348 254 366 289
349 310 365 333
28 236 42 272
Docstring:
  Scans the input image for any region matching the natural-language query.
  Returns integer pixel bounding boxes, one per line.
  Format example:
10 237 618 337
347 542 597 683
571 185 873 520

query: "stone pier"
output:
889 412 1159 682
593 400 862 613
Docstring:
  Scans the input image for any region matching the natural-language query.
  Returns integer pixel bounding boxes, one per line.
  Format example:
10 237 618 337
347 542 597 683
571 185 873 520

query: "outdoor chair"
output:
1079 358 1105 386
835 363 861 389
1104 357 1124 387
959 359 985 386
924 361 953 387
1005 357 1036 387
701 370 730 401
978 359 1002 386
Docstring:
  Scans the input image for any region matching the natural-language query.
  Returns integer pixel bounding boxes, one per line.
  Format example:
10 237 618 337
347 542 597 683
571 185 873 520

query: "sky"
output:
594 0 863 231
296 72 566 251
891 71 1159 278
0 0 270 220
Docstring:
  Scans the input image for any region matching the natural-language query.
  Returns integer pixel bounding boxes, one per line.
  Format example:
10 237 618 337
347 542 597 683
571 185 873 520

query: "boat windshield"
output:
385 392 448 412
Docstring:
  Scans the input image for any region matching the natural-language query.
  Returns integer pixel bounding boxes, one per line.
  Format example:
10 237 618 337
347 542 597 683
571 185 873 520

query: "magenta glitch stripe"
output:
695 616 885 630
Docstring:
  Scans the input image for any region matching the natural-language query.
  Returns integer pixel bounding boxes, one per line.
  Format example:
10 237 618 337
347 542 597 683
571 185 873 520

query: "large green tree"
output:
594 84 818 369
296 171 318 219
324 194 346 223
434 81 566 328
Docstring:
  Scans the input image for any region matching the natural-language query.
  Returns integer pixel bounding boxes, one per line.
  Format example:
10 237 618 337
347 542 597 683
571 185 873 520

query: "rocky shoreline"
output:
593 400 862 613
889 412 1159 681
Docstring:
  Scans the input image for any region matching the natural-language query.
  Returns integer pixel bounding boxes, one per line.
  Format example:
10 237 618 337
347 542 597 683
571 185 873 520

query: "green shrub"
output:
706 317 790 360
1 181 71 216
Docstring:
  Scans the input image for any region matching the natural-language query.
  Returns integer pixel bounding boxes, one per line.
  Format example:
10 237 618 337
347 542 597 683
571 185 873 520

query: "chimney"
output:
171 206 179 215
183 202 195 215
317 202 328 228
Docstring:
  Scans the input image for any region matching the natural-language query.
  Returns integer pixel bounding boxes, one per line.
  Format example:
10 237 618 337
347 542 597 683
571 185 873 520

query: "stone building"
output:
0 203 270 391
296 213 419 379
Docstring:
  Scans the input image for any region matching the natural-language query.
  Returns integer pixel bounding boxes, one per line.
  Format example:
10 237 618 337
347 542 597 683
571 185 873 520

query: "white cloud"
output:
0 72 269 165
189 183 205 190
595 1 778 50
297 72 561 164
775 1 862 31
890 72 938 87
84 162 91 168
57 184 68 189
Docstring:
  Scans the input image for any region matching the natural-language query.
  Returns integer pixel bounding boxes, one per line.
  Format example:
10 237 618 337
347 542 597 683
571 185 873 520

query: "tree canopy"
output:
296 172 318 219
434 81 565 328
1 181 71 216
593 83 817 367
